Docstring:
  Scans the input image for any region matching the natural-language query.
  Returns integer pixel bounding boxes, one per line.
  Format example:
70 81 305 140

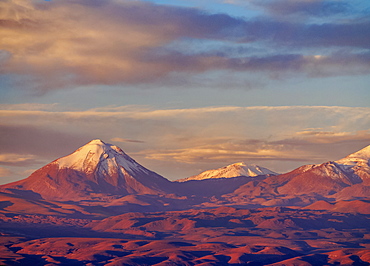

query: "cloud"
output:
294 130 370 144
0 0 369 91
0 153 38 166
251 0 350 17
0 103 59 111
141 144 315 164
139 130 370 166
0 0 246 91
111 137 145 144
1 106 369 133
266 130 370 150
226 52 370 77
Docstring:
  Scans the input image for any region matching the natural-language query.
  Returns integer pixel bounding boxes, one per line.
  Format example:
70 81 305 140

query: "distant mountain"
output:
222 145 370 207
176 162 277 182
0 139 172 201
277 145 370 196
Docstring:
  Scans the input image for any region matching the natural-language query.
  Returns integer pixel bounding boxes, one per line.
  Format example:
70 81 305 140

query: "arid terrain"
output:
1 203 370 265
0 140 369 265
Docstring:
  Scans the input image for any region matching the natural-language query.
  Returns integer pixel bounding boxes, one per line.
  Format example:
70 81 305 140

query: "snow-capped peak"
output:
0 139 171 200
228 162 277 177
88 139 105 145
177 162 277 182
57 139 146 175
336 145 370 166
334 145 370 182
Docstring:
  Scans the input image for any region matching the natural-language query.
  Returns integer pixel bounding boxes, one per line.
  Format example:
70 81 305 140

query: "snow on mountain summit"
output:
225 162 277 177
177 162 277 182
57 139 146 176
276 144 370 196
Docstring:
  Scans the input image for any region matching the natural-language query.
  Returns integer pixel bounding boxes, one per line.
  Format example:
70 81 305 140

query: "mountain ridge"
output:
0 140 369 205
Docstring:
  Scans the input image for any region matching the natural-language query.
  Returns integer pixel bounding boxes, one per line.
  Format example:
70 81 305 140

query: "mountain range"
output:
1 139 369 205
1 140 370 265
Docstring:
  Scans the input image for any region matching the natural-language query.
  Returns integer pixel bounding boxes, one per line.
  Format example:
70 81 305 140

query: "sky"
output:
0 0 370 183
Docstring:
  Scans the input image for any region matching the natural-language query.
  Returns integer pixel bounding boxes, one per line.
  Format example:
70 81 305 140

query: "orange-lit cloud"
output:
142 145 314 164
1 0 369 91
0 153 37 166
295 130 370 144
0 0 248 91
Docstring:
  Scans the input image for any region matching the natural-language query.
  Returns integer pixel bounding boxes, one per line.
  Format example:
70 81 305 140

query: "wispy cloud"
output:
0 103 59 111
0 153 38 166
250 0 351 17
141 144 317 164
294 130 370 144
139 130 370 165
111 137 145 144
